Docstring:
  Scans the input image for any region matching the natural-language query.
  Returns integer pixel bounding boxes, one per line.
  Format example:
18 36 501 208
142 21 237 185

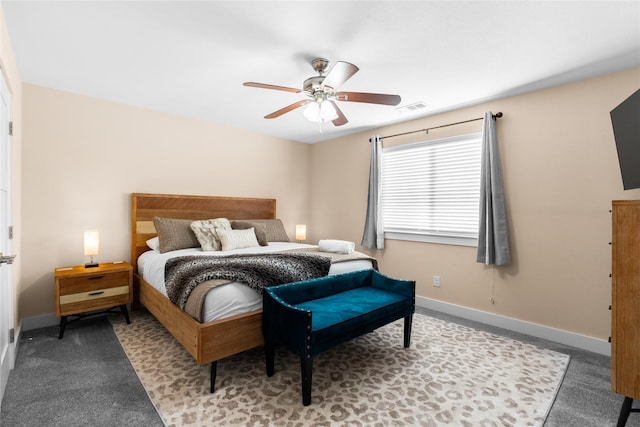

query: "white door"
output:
0 72 14 404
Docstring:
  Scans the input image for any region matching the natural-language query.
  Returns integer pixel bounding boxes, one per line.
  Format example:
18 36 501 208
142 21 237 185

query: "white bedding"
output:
138 242 373 323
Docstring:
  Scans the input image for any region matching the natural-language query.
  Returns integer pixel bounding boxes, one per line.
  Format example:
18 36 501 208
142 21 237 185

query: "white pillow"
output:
146 236 160 251
217 228 260 251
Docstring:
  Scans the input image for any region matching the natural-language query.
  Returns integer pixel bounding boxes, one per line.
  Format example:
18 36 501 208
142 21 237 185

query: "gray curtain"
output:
361 135 384 249
477 112 511 266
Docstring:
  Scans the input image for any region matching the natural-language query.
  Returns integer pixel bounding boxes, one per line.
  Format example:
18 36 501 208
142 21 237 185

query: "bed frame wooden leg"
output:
210 361 217 393
404 315 413 348
301 355 313 406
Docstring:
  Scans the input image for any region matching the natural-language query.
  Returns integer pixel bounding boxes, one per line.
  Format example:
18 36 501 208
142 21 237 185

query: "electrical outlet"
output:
433 275 441 287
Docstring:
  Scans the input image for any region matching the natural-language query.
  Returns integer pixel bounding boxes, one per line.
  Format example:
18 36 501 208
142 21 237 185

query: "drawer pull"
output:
88 275 105 280
88 291 105 296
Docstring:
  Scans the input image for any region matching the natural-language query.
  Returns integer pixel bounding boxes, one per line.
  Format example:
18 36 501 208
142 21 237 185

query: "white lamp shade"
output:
295 224 307 241
303 102 321 122
304 100 338 123
84 230 100 256
319 101 338 121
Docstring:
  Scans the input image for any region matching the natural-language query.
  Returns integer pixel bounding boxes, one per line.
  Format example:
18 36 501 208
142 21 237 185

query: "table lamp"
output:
295 224 306 243
84 230 100 268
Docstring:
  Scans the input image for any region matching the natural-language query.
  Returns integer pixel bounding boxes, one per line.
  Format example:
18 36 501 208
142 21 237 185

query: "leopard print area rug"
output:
110 311 569 427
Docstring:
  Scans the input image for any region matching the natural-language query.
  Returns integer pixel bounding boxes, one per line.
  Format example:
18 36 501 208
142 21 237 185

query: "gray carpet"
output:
0 307 637 427
0 316 163 427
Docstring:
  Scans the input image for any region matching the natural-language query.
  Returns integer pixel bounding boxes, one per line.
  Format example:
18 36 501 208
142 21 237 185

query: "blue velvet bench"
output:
262 269 415 406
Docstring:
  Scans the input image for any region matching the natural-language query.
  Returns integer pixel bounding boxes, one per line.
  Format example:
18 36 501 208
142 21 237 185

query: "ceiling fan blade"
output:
321 61 359 90
330 101 348 126
243 82 301 94
336 91 401 106
264 100 310 119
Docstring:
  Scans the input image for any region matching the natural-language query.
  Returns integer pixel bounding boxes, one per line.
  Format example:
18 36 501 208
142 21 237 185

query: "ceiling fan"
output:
243 58 401 127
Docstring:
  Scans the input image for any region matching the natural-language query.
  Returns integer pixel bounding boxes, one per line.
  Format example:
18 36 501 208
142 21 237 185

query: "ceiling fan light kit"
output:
303 88 339 123
243 57 401 127
304 99 338 123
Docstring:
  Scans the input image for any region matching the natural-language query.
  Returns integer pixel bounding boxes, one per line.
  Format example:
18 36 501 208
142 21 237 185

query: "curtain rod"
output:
380 112 503 141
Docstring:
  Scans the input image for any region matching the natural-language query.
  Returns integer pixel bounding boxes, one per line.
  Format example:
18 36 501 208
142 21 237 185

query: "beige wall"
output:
14 50 640 344
309 67 640 341
19 84 310 319
1 7 22 331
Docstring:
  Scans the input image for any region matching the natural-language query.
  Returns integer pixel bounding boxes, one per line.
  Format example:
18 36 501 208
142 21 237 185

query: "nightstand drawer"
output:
58 285 130 315
58 271 130 295
59 285 130 305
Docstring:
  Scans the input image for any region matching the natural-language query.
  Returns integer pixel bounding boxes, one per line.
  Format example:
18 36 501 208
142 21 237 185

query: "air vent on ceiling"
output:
395 102 429 114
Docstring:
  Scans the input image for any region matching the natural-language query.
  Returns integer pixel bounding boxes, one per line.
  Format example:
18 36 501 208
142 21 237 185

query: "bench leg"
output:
301 355 313 406
265 341 275 377
404 315 413 348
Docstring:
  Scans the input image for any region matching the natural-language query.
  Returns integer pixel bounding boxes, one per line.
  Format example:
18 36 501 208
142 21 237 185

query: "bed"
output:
130 193 375 393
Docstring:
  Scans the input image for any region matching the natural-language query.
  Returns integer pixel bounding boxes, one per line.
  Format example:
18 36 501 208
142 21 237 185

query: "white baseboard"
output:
416 296 611 356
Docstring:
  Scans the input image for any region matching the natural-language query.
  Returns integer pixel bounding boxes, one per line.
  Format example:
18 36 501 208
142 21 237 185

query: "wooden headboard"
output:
131 193 277 270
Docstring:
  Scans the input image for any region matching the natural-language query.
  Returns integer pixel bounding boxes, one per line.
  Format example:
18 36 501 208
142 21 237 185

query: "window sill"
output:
384 232 477 247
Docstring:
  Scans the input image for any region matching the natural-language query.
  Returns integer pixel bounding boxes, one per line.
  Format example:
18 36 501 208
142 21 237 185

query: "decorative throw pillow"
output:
217 228 260 251
231 221 269 246
246 219 290 242
190 218 232 251
153 217 200 253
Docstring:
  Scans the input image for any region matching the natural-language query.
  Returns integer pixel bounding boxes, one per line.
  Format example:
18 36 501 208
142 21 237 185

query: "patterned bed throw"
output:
165 253 332 311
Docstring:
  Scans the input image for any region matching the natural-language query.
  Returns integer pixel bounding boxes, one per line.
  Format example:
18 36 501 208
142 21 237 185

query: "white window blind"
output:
381 132 482 245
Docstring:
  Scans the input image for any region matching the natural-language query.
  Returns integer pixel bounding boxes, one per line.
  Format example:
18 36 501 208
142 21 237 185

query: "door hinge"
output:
8 121 12 136
0 254 15 264
8 225 13 240
9 328 14 344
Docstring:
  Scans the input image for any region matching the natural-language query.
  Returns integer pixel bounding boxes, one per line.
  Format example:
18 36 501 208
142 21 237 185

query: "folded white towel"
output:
318 239 356 254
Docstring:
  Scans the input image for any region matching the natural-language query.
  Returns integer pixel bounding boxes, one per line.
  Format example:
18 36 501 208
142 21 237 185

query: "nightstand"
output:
54 261 133 339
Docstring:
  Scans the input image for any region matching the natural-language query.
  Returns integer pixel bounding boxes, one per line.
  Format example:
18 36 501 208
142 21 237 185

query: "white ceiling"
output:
2 1 639 143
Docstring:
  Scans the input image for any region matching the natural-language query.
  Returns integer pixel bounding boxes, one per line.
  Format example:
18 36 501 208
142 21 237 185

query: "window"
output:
381 132 482 246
